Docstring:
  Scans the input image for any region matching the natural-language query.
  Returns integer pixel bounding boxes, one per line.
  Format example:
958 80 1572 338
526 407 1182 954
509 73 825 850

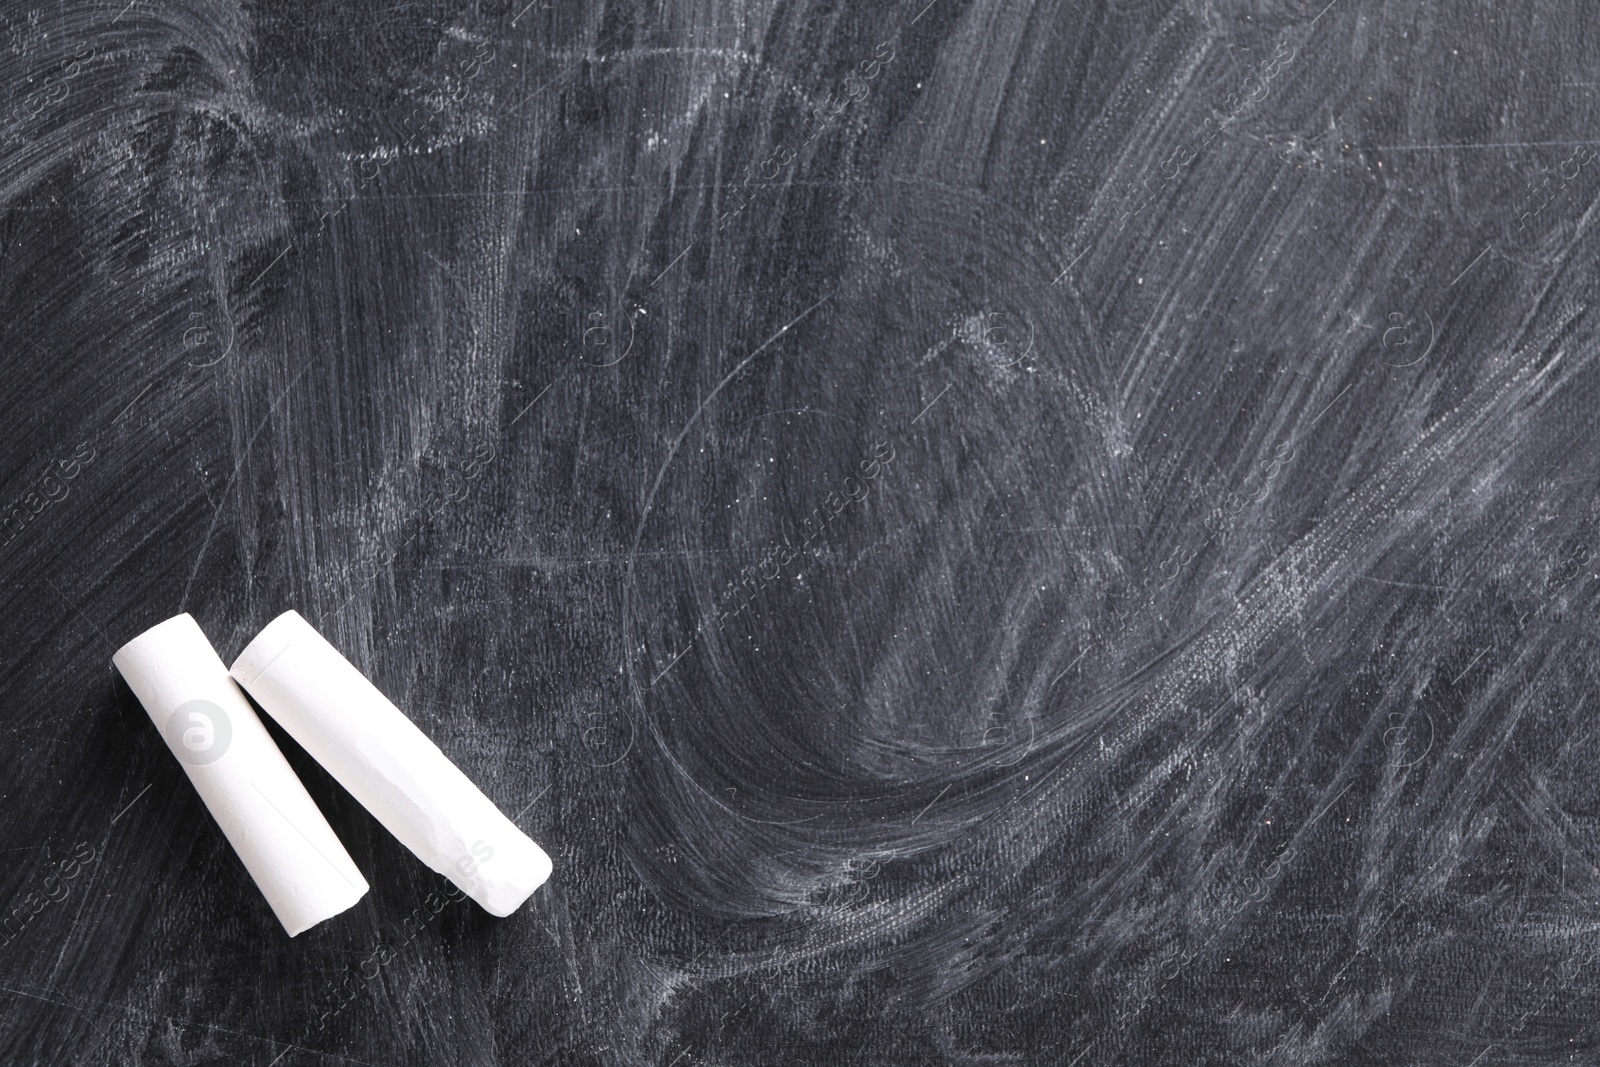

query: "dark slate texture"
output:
4 0 1600 1063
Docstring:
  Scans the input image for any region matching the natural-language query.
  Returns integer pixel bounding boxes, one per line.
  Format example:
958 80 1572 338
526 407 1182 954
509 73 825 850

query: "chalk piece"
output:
231 611 552 917
112 614 369 937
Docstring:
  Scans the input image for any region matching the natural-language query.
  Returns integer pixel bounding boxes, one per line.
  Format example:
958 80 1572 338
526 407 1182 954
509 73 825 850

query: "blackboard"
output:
4 0 1600 1063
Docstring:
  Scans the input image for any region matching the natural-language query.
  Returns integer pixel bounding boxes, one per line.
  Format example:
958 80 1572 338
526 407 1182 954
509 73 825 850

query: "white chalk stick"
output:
112 614 369 937
230 611 552 917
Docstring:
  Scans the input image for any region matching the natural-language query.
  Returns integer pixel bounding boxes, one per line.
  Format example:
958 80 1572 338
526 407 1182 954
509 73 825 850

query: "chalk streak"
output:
248 246 292 288
109 783 152 826
44 577 112 649
1308 384 1351 426
511 382 552 426
112 382 154 424
1450 646 1490 686
911 783 951 824
1451 245 1493 286
649 244 694 287
1049 648 1088 686
650 641 695 687
514 785 551 824
911 384 951 425
179 364 313 610
1052 247 1091 285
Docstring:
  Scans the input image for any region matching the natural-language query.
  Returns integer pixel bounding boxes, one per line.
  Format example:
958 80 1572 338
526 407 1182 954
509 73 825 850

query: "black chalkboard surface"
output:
5 0 1600 1063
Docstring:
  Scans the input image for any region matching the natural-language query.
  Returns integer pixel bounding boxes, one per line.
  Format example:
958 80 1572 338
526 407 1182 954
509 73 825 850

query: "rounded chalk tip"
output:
112 612 205 671
231 609 313 685
477 840 554 918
